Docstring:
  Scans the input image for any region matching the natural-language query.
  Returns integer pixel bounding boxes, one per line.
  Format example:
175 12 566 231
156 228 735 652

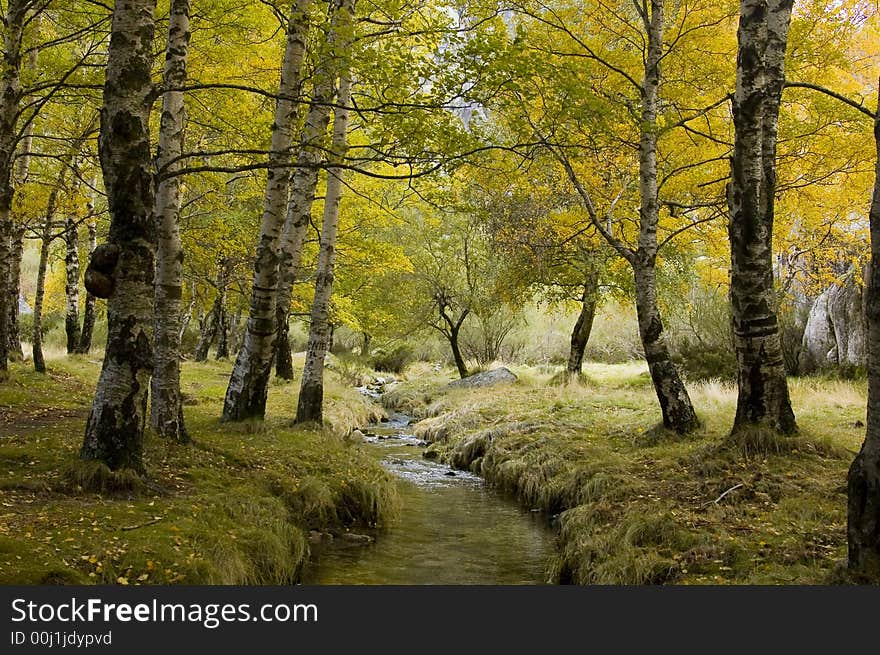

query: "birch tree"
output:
221 0 312 421
80 0 158 473
295 0 354 423
63 213 80 353
273 2 344 381
151 0 192 442
76 219 98 354
726 0 796 435
847 84 880 581
0 0 27 377
530 0 702 433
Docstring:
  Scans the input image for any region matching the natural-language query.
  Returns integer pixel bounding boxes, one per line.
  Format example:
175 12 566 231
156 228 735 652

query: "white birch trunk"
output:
64 215 81 354
0 0 26 375
80 0 159 473
76 219 98 354
150 0 191 442
727 0 796 434
633 0 699 434
295 8 353 423
274 0 348 380
222 0 312 421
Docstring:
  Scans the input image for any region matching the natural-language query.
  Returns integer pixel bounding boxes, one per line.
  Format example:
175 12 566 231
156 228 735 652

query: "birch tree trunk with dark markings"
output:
76 220 98 354
64 215 81 354
7 225 24 360
633 0 699 434
32 193 57 374
296 0 354 423
5 21 37 364
0 0 26 377
566 269 599 377
150 0 192 442
222 0 312 421
847 84 880 581
727 0 796 435
274 0 344 382
80 0 158 473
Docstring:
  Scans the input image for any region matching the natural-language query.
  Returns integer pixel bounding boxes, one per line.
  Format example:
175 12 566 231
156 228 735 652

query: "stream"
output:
301 411 556 584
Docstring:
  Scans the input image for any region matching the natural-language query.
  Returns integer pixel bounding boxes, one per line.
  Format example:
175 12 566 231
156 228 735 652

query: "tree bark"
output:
634 257 699 433
450 323 468 379
64 217 81 354
194 306 218 361
215 298 229 360
6 23 36 364
222 0 312 421
0 0 26 376
273 1 341 381
194 258 229 361
295 47 352 424
727 0 796 435
76 221 98 354
361 332 371 357
566 269 599 376
150 0 191 442
632 1 699 434
847 85 880 580
80 0 158 473
275 319 294 378
7 225 24 360
32 197 57 374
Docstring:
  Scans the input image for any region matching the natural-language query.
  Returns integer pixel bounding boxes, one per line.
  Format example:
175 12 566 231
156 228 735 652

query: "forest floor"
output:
0 354 399 584
384 362 866 584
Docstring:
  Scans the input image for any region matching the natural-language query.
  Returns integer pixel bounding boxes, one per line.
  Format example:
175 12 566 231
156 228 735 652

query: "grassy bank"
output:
0 355 398 585
384 362 865 584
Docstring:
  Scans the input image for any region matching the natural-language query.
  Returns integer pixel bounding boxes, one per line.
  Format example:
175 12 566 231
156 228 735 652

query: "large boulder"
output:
448 367 518 389
800 271 867 374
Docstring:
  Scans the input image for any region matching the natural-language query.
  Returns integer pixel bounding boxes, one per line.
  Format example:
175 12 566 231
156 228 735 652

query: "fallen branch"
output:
702 484 744 508
121 517 163 531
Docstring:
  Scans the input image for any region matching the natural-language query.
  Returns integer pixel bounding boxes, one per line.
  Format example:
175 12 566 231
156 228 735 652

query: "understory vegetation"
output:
0 355 398 584
383 361 864 584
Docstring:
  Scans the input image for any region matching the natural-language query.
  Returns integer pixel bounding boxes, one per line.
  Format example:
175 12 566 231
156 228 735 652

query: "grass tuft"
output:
61 460 147 496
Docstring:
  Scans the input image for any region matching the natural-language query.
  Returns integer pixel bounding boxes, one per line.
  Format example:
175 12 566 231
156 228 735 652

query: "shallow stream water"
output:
301 412 555 585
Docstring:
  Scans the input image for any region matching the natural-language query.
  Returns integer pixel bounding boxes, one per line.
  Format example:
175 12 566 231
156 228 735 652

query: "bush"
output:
585 302 643 364
667 284 737 381
370 344 415 374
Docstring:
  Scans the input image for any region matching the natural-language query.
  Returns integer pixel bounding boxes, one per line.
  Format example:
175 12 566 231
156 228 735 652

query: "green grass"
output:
0 355 399 585
384 362 865 585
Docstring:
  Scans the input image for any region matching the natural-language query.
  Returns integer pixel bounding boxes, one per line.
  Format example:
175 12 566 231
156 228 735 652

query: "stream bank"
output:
377 365 861 584
302 408 556 584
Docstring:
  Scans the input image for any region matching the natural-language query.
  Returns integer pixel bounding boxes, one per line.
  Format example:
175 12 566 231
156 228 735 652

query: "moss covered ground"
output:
0 355 399 585
384 362 865 584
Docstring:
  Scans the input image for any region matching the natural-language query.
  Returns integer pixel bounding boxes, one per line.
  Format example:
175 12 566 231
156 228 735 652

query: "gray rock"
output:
340 533 373 545
448 367 518 389
801 270 867 374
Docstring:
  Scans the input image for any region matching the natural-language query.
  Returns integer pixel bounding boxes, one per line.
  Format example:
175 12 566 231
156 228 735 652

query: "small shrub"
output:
370 344 414 374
